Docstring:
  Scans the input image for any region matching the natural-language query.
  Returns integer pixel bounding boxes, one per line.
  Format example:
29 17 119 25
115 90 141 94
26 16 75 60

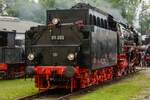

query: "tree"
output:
108 0 141 24
1 0 56 23
139 2 150 34
0 0 3 14
2 0 46 23
39 0 55 9
0 0 5 15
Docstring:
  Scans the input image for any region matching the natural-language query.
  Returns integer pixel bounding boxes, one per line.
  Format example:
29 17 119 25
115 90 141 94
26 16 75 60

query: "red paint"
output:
144 55 150 65
0 64 25 79
0 64 8 71
116 54 128 77
34 66 113 90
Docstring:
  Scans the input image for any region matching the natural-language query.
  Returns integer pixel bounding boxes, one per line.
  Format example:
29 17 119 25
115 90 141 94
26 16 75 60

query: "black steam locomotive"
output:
0 30 25 79
25 3 141 91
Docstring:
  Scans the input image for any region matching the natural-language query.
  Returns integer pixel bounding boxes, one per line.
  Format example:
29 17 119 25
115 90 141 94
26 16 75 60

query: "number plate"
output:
51 35 64 40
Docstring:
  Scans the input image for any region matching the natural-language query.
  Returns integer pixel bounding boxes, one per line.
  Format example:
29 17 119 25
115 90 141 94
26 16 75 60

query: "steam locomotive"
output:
25 3 141 92
0 30 25 79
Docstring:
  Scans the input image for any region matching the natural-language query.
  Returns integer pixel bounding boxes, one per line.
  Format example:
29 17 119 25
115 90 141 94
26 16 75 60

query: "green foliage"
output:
5 0 18 16
108 0 124 7
139 3 150 34
0 0 4 14
3 0 47 23
39 0 55 9
108 0 141 25
140 15 150 34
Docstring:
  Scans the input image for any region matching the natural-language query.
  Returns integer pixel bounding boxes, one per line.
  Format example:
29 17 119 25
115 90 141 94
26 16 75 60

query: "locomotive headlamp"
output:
67 53 75 61
52 18 59 25
28 53 35 61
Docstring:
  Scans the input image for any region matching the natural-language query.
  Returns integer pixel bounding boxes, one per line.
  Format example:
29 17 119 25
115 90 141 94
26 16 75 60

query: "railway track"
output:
17 68 144 100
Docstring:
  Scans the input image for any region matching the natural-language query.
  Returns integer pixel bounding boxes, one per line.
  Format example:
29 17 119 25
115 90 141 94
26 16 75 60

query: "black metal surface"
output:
0 32 7 47
0 31 16 47
26 25 117 69
26 25 82 66
0 31 24 64
47 9 88 25
25 3 118 69
0 48 2 62
26 46 79 66
0 47 24 64
91 26 117 69
146 46 150 55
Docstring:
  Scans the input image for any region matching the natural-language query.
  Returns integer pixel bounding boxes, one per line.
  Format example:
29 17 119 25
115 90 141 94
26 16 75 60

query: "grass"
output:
72 72 150 100
0 78 38 100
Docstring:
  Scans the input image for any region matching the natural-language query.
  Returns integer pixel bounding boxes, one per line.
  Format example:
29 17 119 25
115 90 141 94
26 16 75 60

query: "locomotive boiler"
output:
25 3 141 92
